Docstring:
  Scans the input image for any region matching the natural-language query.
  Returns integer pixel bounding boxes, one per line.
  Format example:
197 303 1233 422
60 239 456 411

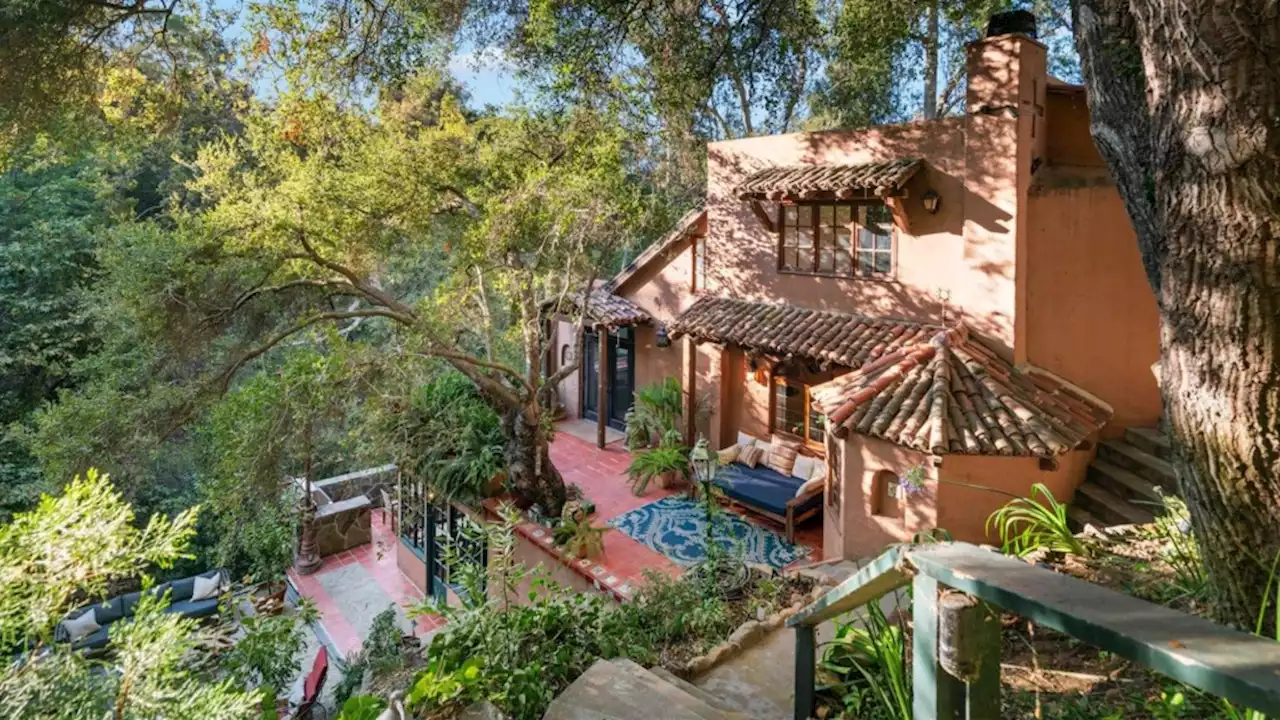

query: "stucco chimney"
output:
962 16 1048 364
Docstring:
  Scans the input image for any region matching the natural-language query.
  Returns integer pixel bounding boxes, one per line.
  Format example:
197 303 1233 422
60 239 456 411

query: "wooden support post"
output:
683 336 698 445
937 591 1001 718
597 329 608 449
914 574 967 720
793 624 816 720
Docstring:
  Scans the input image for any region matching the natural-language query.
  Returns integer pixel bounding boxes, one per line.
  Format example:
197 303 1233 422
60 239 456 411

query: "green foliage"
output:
626 440 689 496
0 469 198 650
406 657 485 712
1142 493 1208 600
220 601 317 699
333 606 408 707
336 695 389 720
624 378 685 450
0 469 259 718
404 505 745 720
551 512 608 560
385 372 505 502
820 599 912 720
986 483 1087 558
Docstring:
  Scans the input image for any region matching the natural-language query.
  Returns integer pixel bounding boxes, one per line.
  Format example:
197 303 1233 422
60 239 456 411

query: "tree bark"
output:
922 0 939 121
502 403 567 516
1075 0 1280 629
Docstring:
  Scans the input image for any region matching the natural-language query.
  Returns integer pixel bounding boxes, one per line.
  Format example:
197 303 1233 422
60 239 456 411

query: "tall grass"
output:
819 598 912 720
986 483 1087 557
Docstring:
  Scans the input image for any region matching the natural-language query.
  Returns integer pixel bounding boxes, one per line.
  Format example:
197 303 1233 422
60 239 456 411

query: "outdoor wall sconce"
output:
655 325 671 348
922 190 941 214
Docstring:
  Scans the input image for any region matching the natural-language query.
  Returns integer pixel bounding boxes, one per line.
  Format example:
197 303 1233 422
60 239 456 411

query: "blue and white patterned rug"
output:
608 497 811 570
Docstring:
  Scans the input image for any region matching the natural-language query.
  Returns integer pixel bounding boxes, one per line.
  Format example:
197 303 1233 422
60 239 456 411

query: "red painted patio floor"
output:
289 430 824 655
287 513 444 658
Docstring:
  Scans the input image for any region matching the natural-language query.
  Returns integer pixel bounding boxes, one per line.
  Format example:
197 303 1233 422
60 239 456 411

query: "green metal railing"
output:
787 542 1280 720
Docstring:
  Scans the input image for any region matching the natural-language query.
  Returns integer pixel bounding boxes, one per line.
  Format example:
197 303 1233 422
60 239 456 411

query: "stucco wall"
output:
554 319 581 419
829 436 936 558
1026 175 1162 434
396 540 427 595
706 122 973 332
827 434 1095 559
937 448 1094 545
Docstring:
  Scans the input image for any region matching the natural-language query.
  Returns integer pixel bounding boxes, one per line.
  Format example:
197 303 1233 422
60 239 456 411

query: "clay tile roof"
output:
560 288 651 328
809 327 1112 457
668 296 938 369
669 296 1110 457
734 159 923 200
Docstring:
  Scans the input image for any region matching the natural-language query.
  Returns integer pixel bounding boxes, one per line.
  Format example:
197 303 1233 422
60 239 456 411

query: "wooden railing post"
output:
938 590 1001 718
794 624 816 720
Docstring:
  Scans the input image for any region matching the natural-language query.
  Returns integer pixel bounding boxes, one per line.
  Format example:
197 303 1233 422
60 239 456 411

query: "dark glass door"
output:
582 328 634 431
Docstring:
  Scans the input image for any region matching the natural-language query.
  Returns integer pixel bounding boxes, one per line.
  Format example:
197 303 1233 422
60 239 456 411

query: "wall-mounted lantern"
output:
922 190 941 214
655 325 671 348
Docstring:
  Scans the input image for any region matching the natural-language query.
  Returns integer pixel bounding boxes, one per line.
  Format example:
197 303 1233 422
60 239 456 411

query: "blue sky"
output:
447 45 519 107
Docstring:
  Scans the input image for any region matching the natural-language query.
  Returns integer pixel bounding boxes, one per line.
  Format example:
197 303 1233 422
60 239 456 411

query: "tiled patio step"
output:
545 658 745 719
1088 459 1165 509
1073 481 1156 527
1098 439 1177 493
1125 426 1173 460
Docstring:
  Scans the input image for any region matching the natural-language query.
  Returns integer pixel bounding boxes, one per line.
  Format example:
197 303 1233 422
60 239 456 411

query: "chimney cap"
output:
985 9 1037 39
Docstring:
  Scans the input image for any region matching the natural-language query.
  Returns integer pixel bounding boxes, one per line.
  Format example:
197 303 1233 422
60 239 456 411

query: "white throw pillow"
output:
795 474 824 498
791 455 815 480
736 432 757 448
191 573 222 602
810 460 828 481
61 609 100 642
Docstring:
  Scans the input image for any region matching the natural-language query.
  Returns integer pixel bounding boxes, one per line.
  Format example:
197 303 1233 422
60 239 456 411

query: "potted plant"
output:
552 501 608 560
626 439 689 495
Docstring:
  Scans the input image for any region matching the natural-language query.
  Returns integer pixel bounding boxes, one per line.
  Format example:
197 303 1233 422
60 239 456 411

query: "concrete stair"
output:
544 658 749 719
1070 426 1178 531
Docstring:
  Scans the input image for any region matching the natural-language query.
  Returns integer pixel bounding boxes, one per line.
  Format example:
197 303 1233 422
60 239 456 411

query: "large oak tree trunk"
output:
1075 0 1280 628
501 404 567 516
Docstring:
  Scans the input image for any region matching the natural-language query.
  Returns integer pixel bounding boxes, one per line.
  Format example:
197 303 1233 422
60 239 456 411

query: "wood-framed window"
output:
772 377 826 447
692 235 708 293
778 202 894 279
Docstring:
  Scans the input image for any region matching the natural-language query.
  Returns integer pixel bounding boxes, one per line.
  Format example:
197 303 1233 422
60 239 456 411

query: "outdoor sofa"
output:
55 568 230 651
713 433 825 542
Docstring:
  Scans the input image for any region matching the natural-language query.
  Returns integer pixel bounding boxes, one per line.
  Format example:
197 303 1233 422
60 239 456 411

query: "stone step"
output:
1074 481 1156 526
650 667 746 717
1098 440 1177 492
545 658 740 720
1125 427 1173 460
1088 459 1165 509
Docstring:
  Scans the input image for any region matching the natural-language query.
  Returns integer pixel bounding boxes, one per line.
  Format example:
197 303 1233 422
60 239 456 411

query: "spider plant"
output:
985 483 1087 557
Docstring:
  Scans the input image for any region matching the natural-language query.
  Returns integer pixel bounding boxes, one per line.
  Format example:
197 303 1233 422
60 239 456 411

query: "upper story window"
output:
778 203 894 279
692 235 707 293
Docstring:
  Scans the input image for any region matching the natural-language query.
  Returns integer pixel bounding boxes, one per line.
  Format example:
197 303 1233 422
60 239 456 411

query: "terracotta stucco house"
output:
548 19 1163 560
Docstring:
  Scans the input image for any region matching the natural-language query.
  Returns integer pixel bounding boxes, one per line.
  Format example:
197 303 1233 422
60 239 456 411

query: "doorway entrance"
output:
582 327 635 431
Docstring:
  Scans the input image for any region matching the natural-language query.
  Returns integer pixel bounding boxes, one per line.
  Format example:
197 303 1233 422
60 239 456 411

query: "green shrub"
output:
986 483 1087 558
387 372 504 501
332 606 408 706
624 378 685 450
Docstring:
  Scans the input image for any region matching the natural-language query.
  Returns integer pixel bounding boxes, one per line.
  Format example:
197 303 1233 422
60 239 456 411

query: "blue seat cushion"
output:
93 598 126 625
715 463 821 516
165 598 219 619
71 626 110 651
168 577 195 603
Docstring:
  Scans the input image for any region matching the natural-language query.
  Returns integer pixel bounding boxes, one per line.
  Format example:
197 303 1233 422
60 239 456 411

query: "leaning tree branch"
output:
215 309 405 391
